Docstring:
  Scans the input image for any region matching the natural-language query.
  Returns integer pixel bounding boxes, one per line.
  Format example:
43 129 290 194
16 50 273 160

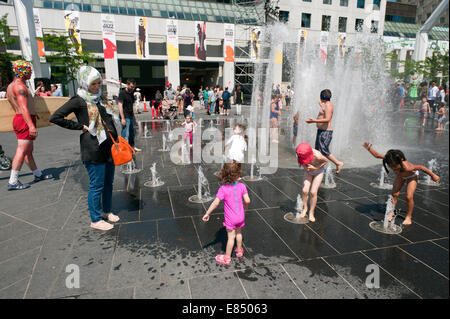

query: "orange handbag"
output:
102 120 135 165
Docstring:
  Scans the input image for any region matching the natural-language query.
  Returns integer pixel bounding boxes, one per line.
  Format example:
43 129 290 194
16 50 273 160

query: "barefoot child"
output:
181 114 197 148
202 161 251 265
225 124 247 163
420 97 430 127
436 102 446 131
306 89 344 174
363 142 440 225
293 111 299 147
296 143 328 222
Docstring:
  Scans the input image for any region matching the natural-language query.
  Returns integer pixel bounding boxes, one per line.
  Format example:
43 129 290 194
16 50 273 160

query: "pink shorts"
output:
223 219 245 231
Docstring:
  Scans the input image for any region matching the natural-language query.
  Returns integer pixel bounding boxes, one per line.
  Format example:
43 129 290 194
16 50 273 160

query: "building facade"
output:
395 0 449 27
2 0 392 99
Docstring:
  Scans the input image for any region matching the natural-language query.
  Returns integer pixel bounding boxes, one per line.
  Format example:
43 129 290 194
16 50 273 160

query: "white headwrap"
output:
77 66 118 144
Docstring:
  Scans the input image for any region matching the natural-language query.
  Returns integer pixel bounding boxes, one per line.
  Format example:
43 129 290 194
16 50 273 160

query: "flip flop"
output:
215 254 231 266
235 248 244 258
103 213 120 223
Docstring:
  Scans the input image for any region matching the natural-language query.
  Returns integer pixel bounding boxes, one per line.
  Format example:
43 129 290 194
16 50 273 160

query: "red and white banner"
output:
224 24 234 62
101 14 117 60
319 31 328 65
33 8 45 62
195 21 207 61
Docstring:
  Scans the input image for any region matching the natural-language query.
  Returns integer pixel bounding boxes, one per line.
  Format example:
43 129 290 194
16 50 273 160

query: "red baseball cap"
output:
296 143 314 165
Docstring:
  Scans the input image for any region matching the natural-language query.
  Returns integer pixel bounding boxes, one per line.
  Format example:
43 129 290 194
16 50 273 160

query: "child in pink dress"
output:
181 114 197 147
202 161 251 266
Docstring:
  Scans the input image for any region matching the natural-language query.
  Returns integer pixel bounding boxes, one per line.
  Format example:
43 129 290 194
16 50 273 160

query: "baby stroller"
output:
0 145 12 171
162 99 178 120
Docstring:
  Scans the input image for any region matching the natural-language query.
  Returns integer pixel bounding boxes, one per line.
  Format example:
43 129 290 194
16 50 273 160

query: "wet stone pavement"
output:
0 108 448 299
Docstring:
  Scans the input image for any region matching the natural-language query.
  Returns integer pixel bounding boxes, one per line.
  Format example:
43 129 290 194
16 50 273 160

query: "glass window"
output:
340 0 348 6
128 8 136 15
144 9 152 16
371 20 378 33
338 17 347 32
321 15 331 31
54 1 63 9
303 0 312 2
200 14 207 21
357 0 365 9
92 5 101 12
160 10 169 18
373 0 381 10
323 0 332 4
136 8 144 16
355 18 364 31
82 4 92 11
176 12 184 19
168 11 176 18
43 1 52 8
110 7 118 14
301 13 311 28
215 16 223 22
279 10 289 23
101 5 109 13
119 7 127 14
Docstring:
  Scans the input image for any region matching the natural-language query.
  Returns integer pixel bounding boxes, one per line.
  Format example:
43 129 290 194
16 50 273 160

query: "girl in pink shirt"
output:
203 161 251 266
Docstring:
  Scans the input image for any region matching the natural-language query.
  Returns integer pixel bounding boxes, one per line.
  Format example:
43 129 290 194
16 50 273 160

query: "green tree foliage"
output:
386 49 449 85
0 14 22 88
42 32 96 93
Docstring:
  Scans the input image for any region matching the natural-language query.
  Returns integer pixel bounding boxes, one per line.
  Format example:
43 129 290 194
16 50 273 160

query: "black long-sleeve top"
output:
49 95 118 164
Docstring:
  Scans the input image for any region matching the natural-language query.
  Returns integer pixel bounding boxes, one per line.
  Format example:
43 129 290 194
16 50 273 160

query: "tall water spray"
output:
251 22 392 168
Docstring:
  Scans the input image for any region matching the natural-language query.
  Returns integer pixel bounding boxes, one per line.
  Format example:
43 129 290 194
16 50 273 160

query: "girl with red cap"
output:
296 142 329 222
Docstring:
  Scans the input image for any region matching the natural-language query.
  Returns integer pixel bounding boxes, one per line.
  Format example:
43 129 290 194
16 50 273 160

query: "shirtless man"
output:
306 89 344 174
6 60 53 190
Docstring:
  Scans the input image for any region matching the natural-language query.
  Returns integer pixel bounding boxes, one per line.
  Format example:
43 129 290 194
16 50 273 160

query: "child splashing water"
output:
202 161 251 266
363 142 440 225
296 143 329 222
181 114 197 148
225 124 247 163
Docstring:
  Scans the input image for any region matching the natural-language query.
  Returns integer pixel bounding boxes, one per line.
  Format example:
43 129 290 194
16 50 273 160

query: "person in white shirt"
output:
427 81 440 118
134 88 142 114
225 124 247 163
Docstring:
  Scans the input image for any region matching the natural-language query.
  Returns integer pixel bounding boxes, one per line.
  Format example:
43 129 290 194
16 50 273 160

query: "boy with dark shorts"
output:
306 89 344 174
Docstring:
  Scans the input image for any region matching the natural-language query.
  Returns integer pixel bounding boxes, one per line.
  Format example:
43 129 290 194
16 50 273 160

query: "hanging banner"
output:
166 19 179 61
101 14 117 60
33 8 45 62
64 10 82 54
250 27 262 62
319 31 328 65
195 21 207 61
298 29 306 63
136 17 149 59
224 24 234 62
338 33 346 58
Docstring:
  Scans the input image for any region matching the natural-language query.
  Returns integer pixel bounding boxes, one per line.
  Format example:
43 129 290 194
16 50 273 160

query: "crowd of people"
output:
1 61 444 266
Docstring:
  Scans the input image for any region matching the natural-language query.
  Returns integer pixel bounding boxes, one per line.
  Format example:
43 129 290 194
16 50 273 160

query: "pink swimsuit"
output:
216 182 248 230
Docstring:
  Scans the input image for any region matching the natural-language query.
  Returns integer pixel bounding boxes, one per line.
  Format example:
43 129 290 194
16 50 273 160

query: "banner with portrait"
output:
338 33 346 58
136 17 149 59
101 14 117 60
319 31 328 65
250 27 262 62
33 8 45 62
224 24 234 62
195 21 207 61
166 19 179 61
298 29 307 63
64 10 82 54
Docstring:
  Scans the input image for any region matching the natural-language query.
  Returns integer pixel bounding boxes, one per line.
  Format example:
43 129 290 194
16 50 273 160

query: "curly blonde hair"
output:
218 161 242 184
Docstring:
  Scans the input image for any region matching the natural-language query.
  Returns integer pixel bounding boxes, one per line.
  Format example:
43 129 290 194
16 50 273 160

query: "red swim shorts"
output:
13 114 37 140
